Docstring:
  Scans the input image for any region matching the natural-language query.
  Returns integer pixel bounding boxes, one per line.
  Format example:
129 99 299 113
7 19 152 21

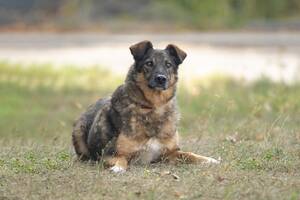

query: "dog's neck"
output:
125 66 176 109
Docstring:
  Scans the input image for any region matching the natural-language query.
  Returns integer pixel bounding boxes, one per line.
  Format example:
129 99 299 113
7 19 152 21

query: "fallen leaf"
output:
160 170 171 176
174 191 185 198
134 191 141 197
216 175 225 182
255 133 264 141
171 173 180 180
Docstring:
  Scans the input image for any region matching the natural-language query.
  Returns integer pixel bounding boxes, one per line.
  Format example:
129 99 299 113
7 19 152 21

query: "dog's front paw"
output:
110 165 126 173
205 157 221 164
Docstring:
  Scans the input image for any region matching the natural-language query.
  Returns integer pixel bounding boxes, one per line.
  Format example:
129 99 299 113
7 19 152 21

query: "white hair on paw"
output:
110 165 126 173
205 157 221 164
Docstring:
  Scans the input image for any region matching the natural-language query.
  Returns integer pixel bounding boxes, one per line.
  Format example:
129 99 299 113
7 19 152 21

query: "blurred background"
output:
0 0 300 82
1 0 300 31
0 0 300 141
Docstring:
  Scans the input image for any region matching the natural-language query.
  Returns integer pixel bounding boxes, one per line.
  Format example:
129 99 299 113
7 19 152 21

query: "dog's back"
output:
72 98 110 160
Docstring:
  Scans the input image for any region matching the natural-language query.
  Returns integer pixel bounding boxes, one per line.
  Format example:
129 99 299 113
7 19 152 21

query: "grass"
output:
0 62 300 200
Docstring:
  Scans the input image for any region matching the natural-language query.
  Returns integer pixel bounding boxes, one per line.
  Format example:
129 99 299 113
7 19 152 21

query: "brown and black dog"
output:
72 41 220 173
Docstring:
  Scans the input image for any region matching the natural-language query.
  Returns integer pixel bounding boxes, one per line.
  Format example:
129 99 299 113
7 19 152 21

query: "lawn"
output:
0 62 300 200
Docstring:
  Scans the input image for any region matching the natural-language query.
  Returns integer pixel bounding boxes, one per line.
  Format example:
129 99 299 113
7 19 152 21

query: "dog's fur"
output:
72 41 219 172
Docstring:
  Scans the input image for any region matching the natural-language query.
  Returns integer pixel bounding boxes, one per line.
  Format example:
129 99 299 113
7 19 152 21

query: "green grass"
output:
0 62 300 200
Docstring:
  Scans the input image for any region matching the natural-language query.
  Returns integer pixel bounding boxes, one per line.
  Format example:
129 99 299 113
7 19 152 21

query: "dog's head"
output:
130 40 186 91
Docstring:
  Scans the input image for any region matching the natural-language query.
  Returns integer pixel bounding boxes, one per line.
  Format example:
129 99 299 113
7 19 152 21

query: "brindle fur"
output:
72 41 219 171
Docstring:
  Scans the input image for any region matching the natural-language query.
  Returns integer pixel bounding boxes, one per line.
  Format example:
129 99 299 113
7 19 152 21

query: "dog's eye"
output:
145 61 153 67
166 62 172 68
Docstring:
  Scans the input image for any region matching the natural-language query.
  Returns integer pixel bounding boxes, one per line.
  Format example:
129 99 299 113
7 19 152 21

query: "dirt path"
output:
1 32 300 83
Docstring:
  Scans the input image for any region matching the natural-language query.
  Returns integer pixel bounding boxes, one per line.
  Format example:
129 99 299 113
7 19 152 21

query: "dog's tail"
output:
72 116 91 161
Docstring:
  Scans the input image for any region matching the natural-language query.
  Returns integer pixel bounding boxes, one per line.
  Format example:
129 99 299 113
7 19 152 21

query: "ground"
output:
0 63 300 200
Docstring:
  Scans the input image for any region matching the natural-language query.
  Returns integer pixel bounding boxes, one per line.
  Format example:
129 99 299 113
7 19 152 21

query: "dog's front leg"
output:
108 133 146 173
107 156 129 173
166 150 220 164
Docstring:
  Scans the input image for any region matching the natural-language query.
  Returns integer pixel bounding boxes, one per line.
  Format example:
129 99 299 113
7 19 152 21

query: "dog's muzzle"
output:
148 74 168 90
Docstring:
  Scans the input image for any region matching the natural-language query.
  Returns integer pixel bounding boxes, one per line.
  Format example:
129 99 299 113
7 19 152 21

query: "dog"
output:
72 41 220 173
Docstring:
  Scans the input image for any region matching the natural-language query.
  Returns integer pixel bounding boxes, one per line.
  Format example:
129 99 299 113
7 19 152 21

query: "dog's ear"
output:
165 44 187 65
130 40 153 61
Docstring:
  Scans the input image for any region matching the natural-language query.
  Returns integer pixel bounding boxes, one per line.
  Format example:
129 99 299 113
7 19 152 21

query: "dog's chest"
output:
135 138 162 164
135 106 169 137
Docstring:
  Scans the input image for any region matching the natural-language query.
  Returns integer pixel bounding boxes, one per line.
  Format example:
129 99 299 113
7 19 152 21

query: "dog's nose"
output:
155 74 167 85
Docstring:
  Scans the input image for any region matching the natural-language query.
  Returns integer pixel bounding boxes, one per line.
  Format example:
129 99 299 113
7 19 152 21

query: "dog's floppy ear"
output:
166 44 187 65
130 40 153 61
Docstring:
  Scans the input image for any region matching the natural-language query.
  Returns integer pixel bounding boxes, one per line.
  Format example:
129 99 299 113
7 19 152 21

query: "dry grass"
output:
0 63 300 200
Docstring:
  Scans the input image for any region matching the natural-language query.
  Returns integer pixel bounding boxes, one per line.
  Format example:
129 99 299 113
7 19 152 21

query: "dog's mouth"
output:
148 84 167 91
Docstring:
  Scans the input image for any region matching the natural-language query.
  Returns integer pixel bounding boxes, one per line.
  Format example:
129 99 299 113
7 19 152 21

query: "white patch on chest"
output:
137 138 162 164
